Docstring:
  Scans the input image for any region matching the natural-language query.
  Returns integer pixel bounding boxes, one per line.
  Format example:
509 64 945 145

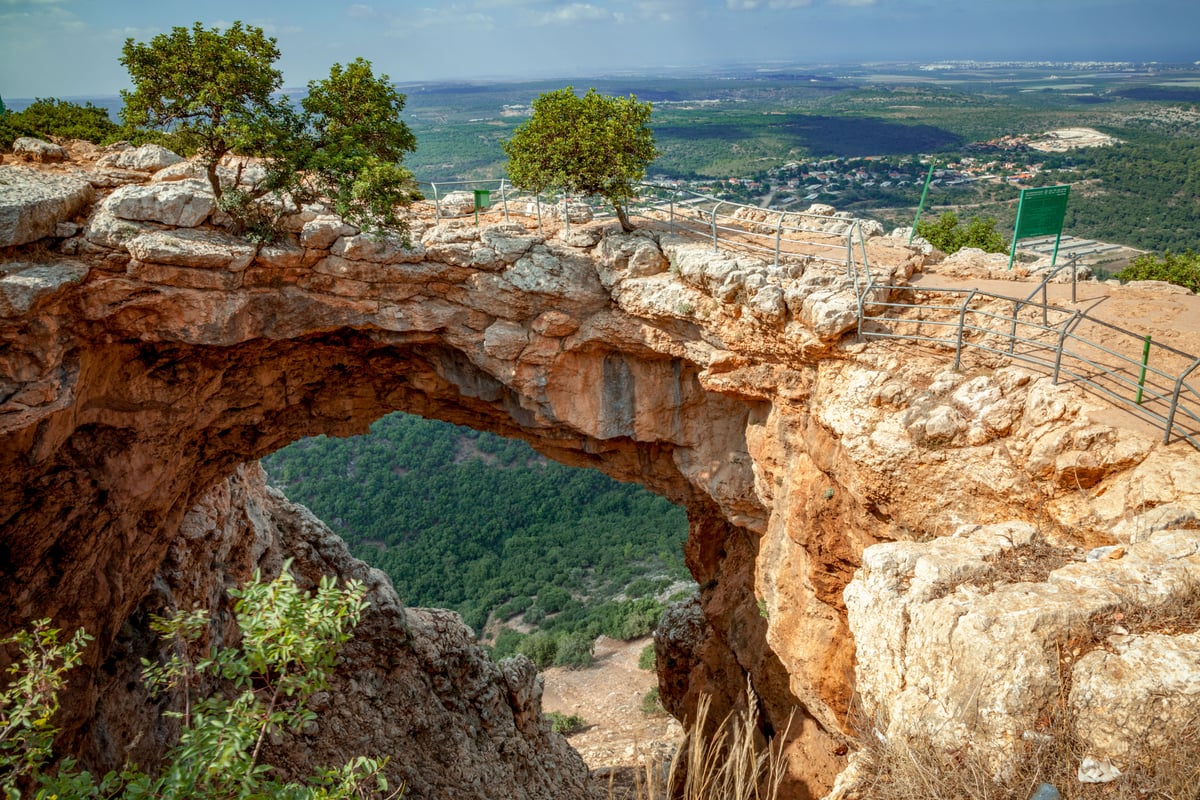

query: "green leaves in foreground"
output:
0 565 397 800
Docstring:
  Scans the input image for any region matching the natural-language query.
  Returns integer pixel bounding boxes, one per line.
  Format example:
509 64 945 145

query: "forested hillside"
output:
262 413 692 665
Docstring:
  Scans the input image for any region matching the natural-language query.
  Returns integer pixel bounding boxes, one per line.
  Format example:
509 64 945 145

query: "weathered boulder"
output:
0 259 88 317
12 136 67 163
845 524 1200 780
0 165 94 246
127 228 257 270
96 143 184 172
103 180 215 228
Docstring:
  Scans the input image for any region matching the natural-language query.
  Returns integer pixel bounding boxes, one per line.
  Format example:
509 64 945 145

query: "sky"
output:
2 0 1198 99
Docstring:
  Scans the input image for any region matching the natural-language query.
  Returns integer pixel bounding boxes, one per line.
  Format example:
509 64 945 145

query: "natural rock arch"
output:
7 152 1200 797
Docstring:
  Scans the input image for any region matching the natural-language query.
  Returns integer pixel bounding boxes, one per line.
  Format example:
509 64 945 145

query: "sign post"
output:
909 161 936 244
1008 184 1070 270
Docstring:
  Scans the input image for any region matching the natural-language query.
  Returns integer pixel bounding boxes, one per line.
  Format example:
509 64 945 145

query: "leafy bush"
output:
516 631 558 670
552 633 595 669
638 644 656 671
917 211 1008 255
0 620 92 795
1116 249 1200 293
547 712 587 736
0 566 395 799
0 98 119 148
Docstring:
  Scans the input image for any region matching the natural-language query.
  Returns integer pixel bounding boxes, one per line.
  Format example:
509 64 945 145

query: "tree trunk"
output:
206 160 224 201
615 202 634 233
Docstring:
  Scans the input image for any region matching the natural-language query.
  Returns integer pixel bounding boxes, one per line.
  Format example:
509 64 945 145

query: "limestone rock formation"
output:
2 150 1200 799
86 463 595 798
0 165 94 246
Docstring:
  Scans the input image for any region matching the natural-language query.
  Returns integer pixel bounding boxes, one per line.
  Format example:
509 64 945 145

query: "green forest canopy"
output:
262 413 692 657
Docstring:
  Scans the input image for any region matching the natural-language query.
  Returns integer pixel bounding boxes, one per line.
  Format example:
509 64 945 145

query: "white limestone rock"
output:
12 137 66 163
103 180 215 228
300 215 358 250
330 232 426 265
0 260 89 316
127 229 256 271
1070 630 1200 762
0 166 95 246
97 144 184 173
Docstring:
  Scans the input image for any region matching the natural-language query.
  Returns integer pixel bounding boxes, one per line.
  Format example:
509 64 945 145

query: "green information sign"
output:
1008 184 1070 269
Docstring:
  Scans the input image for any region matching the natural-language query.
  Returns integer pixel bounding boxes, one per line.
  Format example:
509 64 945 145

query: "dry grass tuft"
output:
610 684 791 800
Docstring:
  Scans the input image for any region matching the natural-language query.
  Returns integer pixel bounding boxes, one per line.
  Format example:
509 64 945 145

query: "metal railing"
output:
415 180 869 273
415 178 1199 448
856 278 1200 448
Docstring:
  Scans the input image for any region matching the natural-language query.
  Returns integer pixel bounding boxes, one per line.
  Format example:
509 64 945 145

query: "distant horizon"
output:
5 56 1200 109
2 0 1197 99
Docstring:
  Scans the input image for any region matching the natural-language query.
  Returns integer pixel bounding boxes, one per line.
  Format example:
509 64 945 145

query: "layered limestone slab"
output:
0 166 94 246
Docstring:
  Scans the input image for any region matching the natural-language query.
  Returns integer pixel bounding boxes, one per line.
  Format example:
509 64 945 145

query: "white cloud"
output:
535 2 615 25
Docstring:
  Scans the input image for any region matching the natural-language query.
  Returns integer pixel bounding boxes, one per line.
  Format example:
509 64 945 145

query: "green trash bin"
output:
473 189 491 210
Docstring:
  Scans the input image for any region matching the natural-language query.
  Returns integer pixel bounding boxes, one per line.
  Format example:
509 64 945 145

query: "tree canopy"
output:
120 21 286 200
120 22 419 240
503 87 657 232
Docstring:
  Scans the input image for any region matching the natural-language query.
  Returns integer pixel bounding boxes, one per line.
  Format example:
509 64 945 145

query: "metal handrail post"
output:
1009 301 1020 354
431 182 441 224
500 179 510 223
858 223 872 287
669 193 676 232
711 202 725 252
954 289 979 370
1164 358 1200 444
1042 283 1049 327
856 276 874 343
774 212 785 268
1071 255 1077 304
1053 311 1082 384
535 195 543 235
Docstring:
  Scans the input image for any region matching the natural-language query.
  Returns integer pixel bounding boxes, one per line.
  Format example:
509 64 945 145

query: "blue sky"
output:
2 0 1197 99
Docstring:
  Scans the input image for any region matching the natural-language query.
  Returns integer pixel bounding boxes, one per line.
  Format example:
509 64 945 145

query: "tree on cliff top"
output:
502 87 657 233
120 22 419 239
120 21 285 201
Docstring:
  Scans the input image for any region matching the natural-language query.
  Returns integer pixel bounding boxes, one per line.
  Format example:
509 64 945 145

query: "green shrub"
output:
537 587 571 614
640 687 664 716
638 643 656 671
517 631 558 669
547 711 587 736
0 565 395 799
491 628 525 660
553 633 594 669
1116 249 1200 293
917 211 1008 255
0 98 119 148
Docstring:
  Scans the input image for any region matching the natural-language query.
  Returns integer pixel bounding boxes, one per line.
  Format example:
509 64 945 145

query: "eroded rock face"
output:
85 463 595 798
3 156 1200 798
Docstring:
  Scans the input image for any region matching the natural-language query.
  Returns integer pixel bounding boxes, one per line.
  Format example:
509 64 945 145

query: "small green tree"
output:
121 23 419 241
286 58 422 237
552 633 594 669
502 87 657 232
0 620 92 798
120 21 287 201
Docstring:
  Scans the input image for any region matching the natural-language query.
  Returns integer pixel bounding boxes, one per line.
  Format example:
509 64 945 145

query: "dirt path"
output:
541 636 682 771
